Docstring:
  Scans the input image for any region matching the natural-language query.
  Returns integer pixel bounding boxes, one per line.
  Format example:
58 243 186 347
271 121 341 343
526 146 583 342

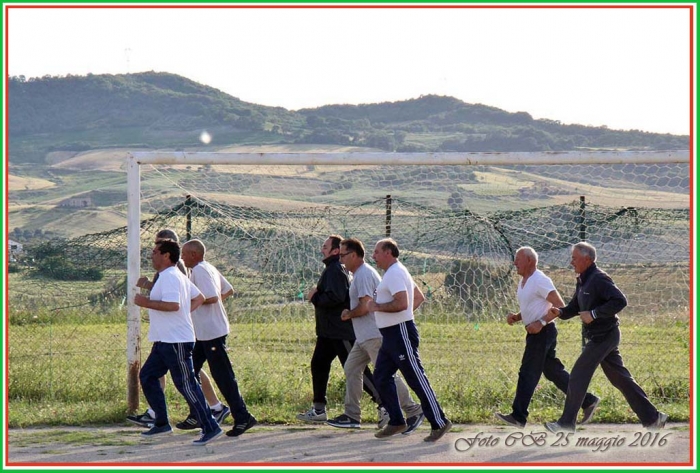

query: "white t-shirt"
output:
189 260 233 341
374 261 415 329
349 262 382 343
148 266 202 343
517 269 557 326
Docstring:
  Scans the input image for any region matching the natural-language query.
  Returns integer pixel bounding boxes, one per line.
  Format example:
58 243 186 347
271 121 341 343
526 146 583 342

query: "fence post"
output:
385 195 392 237
185 195 192 241
126 154 141 412
578 195 586 241
579 195 586 351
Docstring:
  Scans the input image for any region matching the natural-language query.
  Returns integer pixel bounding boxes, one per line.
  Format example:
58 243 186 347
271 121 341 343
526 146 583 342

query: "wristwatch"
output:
539 319 547 327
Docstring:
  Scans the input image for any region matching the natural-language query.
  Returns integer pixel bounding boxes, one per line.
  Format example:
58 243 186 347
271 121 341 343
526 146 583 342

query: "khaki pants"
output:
343 337 422 421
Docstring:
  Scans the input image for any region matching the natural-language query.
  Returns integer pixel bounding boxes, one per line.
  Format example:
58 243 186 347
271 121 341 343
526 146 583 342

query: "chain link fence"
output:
8 162 690 423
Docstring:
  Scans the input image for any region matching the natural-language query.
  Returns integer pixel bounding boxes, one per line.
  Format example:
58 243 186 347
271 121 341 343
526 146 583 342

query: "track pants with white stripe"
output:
140 341 219 433
374 320 448 430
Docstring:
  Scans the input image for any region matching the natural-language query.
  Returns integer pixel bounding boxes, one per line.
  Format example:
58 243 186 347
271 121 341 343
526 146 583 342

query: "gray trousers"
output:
343 337 422 421
559 326 658 428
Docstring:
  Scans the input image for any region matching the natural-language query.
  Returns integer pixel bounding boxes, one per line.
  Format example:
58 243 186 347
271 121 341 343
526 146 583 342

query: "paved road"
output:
7 423 692 466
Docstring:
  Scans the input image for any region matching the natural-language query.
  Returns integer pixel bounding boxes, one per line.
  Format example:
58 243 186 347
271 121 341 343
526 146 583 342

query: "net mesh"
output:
9 160 690 422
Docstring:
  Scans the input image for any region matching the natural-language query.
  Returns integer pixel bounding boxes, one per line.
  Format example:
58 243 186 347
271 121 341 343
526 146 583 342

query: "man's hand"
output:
579 310 594 324
134 294 150 308
341 309 351 321
307 288 317 302
525 321 544 334
136 277 152 290
506 312 520 325
548 307 561 319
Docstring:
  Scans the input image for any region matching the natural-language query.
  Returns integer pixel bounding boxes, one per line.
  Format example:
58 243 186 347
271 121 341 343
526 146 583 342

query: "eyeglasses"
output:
339 252 353 258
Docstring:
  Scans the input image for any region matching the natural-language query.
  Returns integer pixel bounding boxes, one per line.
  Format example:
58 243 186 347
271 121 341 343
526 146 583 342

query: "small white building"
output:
8 239 23 262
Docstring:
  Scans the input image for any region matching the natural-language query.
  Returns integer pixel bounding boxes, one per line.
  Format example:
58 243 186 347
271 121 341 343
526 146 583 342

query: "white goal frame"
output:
125 149 689 410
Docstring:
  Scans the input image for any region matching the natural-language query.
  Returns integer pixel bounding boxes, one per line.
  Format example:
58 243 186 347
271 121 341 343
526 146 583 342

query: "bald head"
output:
181 239 206 268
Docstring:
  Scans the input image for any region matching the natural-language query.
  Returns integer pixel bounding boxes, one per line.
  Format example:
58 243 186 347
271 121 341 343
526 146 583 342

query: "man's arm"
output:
506 312 521 325
192 266 221 305
558 285 581 320
221 288 234 301
591 274 628 318
341 295 372 321
526 289 564 334
202 295 219 305
191 293 205 312
542 289 565 323
413 285 425 310
367 290 408 313
310 269 348 308
134 294 179 311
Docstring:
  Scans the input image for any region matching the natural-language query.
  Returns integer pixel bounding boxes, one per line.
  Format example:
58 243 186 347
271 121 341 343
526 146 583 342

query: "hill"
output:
8 72 688 165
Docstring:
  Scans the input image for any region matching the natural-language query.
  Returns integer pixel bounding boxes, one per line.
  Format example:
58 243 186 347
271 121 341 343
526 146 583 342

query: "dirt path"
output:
7 423 691 466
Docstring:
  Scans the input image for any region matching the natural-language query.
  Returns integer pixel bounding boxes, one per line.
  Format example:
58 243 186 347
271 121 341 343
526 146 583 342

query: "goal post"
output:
125 150 690 411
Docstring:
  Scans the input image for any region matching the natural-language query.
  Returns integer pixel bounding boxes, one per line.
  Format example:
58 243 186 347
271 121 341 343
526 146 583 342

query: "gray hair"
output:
572 242 597 262
377 238 400 257
155 228 179 243
516 246 538 264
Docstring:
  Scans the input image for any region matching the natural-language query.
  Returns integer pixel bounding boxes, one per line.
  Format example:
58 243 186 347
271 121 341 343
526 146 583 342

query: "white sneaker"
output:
377 406 390 429
296 407 327 422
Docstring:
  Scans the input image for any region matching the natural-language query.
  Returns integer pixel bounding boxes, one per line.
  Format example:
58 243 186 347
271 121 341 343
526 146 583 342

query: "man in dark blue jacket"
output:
296 235 381 422
544 242 668 433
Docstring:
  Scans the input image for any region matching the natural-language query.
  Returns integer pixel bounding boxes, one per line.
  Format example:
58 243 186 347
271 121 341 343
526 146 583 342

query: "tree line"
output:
8 72 688 164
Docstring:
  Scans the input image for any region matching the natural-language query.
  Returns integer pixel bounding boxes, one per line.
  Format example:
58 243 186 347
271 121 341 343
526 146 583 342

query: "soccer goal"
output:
125 150 690 410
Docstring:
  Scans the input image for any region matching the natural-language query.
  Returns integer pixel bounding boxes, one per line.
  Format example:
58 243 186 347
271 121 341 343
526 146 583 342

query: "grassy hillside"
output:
9 72 688 166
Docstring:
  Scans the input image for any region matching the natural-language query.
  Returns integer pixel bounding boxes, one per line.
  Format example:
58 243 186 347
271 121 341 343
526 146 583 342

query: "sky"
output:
6 5 693 136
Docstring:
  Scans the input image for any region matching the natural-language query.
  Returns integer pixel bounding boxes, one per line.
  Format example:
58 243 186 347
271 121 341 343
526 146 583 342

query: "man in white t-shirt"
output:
134 239 223 446
326 238 423 433
127 228 228 430
495 246 600 429
367 238 452 443
180 239 257 438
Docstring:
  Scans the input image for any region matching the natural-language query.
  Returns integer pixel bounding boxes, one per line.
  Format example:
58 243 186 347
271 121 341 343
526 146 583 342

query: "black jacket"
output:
560 263 627 340
310 255 355 340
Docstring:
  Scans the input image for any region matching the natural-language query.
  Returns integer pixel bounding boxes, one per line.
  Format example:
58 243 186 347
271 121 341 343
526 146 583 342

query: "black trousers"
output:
190 335 251 423
512 323 596 425
559 326 658 428
311 336 380 407
375 320 448 430
140 342 218 433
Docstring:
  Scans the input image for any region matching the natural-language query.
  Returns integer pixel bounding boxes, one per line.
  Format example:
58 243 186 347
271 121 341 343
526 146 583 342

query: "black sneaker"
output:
141 423 172 436
176 415 200 430
495 412 525 428
580 396 600 424
213 405 231 425
127 410 156 428
327 414 361 429
193 427 224 446
226 415 258 437
402 413 425 435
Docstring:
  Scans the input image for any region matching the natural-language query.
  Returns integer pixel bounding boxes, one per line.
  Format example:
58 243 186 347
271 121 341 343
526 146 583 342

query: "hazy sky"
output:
7 5 693 135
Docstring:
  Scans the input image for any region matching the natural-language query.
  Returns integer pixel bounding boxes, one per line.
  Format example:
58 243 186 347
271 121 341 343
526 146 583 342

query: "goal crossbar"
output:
130 150 688 166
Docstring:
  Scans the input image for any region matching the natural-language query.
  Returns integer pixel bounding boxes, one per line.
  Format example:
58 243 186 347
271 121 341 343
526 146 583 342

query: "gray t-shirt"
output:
349 262 382 343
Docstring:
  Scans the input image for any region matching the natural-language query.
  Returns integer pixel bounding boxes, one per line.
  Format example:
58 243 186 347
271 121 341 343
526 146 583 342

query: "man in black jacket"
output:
296 235 381 422
544 242 668 433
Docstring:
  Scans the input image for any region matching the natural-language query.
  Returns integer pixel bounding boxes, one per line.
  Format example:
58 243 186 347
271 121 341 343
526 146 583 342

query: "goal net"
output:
123 151 689 411
8 150 690 420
